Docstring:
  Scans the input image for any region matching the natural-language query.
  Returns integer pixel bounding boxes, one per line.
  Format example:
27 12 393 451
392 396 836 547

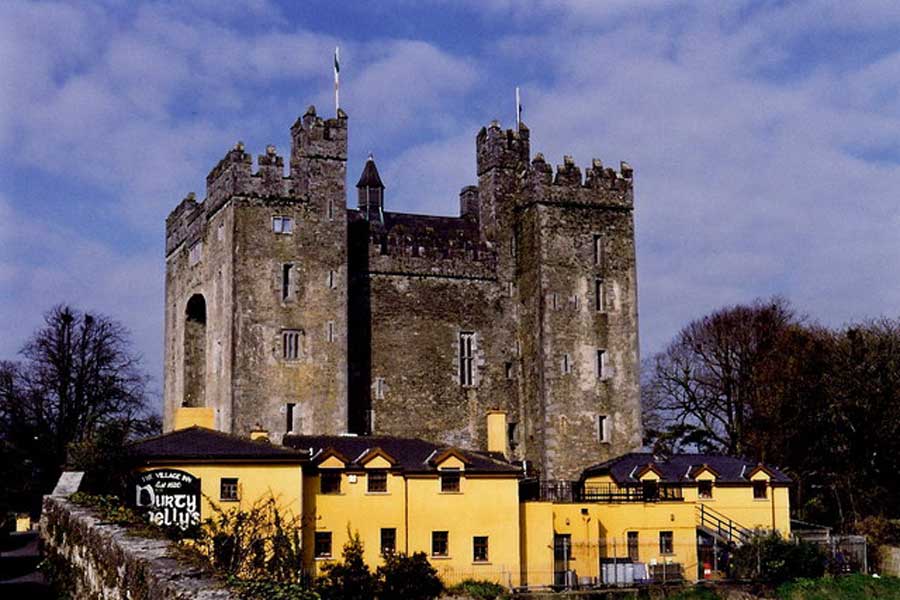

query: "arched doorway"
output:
183 294 207 407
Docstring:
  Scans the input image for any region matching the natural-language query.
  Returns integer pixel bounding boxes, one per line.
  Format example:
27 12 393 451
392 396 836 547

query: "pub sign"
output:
132 468 201 530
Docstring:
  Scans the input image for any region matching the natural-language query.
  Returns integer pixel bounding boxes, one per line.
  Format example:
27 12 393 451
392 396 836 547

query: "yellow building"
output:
282 434 522 587
520 453 791 587
129 413 791 591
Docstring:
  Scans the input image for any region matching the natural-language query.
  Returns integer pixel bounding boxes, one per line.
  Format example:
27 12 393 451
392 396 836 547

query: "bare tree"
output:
0 305 154 507
642 297 797 455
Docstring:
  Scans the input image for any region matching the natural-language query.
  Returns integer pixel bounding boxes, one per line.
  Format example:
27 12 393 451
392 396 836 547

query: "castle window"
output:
367 470 388 493
459 332 476 387
320 471 341 494
659 531 674 555
286 403 295 433
282 264 293 301
315 531 332 558
593 234 603 266
595 278 605 311
507 281 514 297
698 480 713 499
440 469 461 493
573 294 580 310
381 528 396 556
562 353 572 374
505 362 514 380
283 330 301 360
188 241 203 265
753 481 768 500
508 422 518 448
328 270 337 289
552 293 559 310
597 349 607 379
220 478 239 502
432 531 449 557
596 414 609 442
217 222 225 241
326 321 335 342
473 536 489 562
327 199 335 221
374 377 385 400
273 216 293 234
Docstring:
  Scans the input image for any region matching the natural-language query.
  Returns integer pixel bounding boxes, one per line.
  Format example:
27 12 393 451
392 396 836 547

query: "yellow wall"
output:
304 469 521 587
172 407 215 430
138 463 303 522
486 411 508 457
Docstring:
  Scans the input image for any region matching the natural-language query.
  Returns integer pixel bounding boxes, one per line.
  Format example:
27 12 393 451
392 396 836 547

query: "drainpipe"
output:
404 475 410 553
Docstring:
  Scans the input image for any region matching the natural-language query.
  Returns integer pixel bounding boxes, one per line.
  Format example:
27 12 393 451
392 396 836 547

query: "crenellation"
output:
165 106 641 481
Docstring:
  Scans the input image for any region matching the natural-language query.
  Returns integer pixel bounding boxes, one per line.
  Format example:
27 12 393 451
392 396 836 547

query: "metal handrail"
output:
697 504 753 544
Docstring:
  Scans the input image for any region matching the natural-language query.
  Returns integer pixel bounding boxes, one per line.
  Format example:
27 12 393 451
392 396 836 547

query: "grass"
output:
778 574 900 599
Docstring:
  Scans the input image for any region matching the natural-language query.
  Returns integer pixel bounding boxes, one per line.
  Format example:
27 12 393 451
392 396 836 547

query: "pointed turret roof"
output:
356 154 385 189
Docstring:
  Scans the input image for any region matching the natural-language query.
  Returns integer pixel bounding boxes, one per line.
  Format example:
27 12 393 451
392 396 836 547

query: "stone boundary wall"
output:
880 545 900 577
40 495 236 599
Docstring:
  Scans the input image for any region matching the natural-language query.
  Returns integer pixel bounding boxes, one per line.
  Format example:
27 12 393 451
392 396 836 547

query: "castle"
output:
163 104 642 479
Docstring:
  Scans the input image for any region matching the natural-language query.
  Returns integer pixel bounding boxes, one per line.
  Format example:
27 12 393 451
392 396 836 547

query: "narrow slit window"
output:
505 362 514 380
597 414 608 442
328 270 336 289
459 332 475 387
595 278 604 311
597 349 606 379
374 377 385 400
562 353 572 374
286 403 295 433
593 234 603 266
327 199 335 221
282 264 293 301
326 321 335 342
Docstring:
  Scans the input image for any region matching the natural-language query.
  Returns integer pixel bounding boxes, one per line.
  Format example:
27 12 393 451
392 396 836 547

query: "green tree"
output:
316 531 376 600
376 551 442 600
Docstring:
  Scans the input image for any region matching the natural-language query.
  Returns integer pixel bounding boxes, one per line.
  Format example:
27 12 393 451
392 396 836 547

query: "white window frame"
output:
596 414 609 443
459 332 476 387
283 330 302 360
273 216 294 234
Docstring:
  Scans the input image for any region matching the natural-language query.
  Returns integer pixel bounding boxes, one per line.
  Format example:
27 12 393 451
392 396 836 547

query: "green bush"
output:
316 531 376 600
376 551 443 600
731 533 826 585
446 579 508 599
778 573 900 599
227 575 320 600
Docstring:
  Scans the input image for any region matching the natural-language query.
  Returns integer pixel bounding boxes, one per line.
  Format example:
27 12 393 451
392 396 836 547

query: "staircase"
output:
696 504 753 546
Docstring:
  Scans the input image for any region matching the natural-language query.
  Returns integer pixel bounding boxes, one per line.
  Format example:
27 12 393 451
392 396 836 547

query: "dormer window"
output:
698 480 713 499
753 481 768 499
440 468 461 493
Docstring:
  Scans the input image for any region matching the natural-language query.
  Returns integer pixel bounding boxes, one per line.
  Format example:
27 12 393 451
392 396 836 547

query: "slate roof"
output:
130 426 308 463
581 452 791 485
282 434 521 475
355 156 385 189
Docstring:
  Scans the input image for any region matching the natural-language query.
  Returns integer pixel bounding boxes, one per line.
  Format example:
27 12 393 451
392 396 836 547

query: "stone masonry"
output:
164 105 642 479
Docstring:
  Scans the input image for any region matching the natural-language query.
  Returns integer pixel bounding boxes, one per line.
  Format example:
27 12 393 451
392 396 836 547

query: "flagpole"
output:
334 46 341 115
515 86 521 129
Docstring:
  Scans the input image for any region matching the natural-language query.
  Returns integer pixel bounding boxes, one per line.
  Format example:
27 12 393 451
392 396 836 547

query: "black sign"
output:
132 469 201 530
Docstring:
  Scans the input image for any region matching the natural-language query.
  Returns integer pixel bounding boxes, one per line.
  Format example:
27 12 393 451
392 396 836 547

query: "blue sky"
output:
3 1 900 408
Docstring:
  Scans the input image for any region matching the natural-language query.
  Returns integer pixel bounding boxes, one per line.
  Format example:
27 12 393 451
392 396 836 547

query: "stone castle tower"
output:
164 104 642 479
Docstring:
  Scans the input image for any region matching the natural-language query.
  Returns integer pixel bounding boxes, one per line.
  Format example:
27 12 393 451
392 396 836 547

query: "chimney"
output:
486 410 509 458
250 423 270 442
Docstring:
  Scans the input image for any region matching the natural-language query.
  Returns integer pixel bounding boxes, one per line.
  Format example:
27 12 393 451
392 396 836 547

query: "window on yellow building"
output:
473 536 489 562
220 477 239 502
315 531 332 558
381 528 396 556
627 531 639 561
432 531 449 557
367 470 388 493
642 480 659 502
753 481 768 499
659 531 674 555
321 471 342 494
698 480 713 499
440 469 461 493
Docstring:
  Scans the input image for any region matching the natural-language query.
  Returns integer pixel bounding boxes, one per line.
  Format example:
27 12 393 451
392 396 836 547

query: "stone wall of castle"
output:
164 106 642 479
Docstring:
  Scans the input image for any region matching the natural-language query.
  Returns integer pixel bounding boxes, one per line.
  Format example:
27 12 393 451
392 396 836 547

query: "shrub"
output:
227 575 320 600
376 551 443 600
446 579 508 599
316 531 376 600
731 533 826 584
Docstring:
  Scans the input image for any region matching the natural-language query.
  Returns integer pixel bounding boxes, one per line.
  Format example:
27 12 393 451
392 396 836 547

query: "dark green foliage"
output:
375 551 443 600
227 575 320 600
447 578 508 599
316 531 376 600
731 533 826 585
777 573 900 599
